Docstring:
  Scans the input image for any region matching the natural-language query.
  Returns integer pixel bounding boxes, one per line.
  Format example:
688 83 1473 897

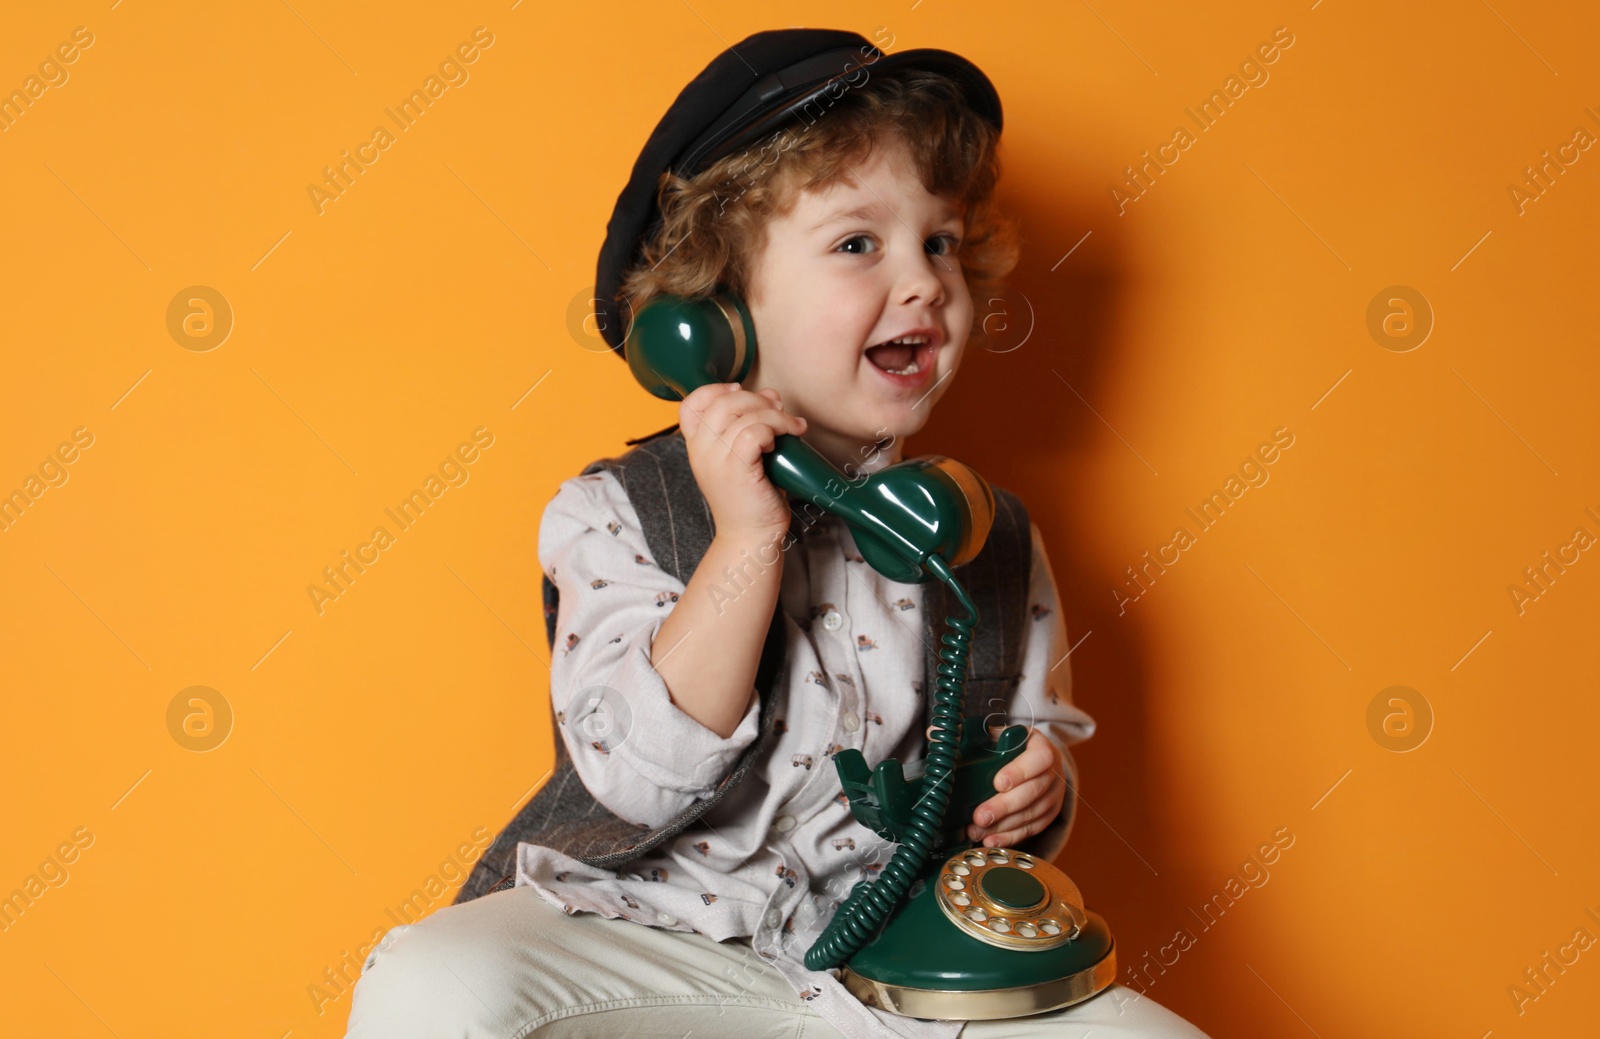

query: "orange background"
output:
3 2 1597 1036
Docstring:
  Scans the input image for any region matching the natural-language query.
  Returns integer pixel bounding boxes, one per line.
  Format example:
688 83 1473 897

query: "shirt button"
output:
774 814 796 832
842 711 860 732
821 610 843 631
765 908 782 928
657 912 676 926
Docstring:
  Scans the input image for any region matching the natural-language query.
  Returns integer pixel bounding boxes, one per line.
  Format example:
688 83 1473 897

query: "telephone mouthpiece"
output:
920 456 996 571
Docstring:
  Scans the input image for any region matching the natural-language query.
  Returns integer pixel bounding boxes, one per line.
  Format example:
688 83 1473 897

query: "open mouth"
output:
865 333 938 380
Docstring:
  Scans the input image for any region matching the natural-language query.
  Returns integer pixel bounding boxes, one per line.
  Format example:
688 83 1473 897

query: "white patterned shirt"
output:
516 467 1097 1039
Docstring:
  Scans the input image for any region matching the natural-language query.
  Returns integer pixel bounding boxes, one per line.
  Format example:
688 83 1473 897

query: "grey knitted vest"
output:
455 426 1033 904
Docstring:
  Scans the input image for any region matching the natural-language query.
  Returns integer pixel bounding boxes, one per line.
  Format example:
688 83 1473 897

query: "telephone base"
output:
834 847 1118 1020
839 923 1116 1020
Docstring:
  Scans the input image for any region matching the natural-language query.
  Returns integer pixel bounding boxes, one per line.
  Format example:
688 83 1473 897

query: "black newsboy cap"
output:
592 27 1003 357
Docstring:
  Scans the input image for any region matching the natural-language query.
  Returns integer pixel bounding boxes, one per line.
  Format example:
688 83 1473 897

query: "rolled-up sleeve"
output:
1003 521 1097 864
539 471 761 828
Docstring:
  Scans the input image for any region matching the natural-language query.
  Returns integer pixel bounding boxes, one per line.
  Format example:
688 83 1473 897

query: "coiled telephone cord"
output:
803 553 975 971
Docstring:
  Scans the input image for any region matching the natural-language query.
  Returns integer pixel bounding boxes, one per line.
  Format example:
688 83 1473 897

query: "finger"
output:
725 417 778 469
683 381 740 409
726 411 806 468
703 390 790 443
993 731 1060 794
973 783 1063 847
972 770 1053 828
980 795 1062 848
690 392 767 456
990 770 1064 829
977 799 1057 847
679 382 739 436
726 408 805 442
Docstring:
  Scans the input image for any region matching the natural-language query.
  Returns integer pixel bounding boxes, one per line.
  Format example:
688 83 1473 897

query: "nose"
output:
894 238 948 308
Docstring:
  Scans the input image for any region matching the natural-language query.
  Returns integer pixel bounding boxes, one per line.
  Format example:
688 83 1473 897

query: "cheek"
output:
947 276 974 320
821 281 883 328
801 299 880 364
944 287 974 351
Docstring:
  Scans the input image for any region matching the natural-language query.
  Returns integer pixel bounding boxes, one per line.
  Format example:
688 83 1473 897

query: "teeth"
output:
869 333 932 376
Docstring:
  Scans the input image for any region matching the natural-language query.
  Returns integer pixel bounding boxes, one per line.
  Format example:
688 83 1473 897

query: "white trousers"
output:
343 884 1212 1038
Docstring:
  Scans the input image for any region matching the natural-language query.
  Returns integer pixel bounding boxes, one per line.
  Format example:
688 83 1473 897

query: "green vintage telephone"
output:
622 290 1118 1020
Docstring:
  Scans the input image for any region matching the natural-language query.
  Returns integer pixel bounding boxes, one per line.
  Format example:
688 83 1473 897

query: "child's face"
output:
742 134 972 473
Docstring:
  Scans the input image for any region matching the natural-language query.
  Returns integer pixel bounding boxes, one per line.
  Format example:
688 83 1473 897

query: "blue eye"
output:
837 234 874 254
928 234 962 255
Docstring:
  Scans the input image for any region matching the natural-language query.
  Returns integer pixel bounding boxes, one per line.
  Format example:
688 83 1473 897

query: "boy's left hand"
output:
967 728 1066 848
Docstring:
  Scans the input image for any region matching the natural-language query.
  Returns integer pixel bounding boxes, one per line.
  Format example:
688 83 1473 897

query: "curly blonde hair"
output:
616 66 1021 349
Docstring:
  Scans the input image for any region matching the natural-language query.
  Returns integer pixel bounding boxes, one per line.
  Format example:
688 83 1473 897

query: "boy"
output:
345 27 1210 1039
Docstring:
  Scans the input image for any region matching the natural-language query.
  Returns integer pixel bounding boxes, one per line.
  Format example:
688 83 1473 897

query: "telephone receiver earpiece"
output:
623 289 994 582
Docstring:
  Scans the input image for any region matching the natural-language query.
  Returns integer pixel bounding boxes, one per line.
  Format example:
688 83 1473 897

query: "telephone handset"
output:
623 289 991 585
622 290 1117 1020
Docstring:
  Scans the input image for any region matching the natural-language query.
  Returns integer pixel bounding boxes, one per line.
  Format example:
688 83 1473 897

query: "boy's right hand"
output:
679 382 807 540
